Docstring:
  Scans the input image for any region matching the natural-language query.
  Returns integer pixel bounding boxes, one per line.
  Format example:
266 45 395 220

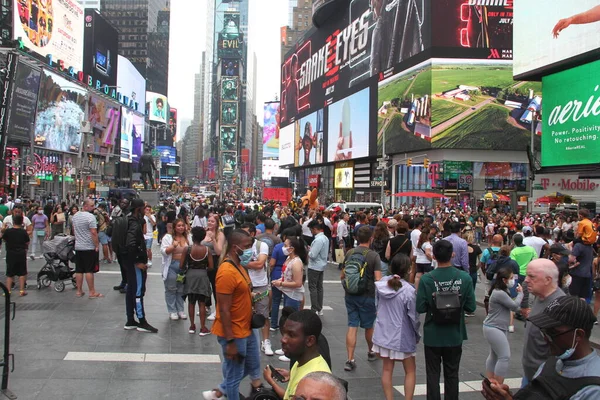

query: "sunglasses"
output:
540 328 577 343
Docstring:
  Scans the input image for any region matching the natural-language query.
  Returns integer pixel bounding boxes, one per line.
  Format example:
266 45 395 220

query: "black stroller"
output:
37 234 77 292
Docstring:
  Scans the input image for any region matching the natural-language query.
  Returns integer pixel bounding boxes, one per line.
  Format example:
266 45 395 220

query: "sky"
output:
168 0 288 138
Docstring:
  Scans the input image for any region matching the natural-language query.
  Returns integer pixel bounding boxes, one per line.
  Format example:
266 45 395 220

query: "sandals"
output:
88 293 105 299
19 291 27 297
75 292 86 298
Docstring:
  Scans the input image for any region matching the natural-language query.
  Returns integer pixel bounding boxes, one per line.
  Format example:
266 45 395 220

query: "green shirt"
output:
0 204 8 218
416 266 476 347
510 245 538 275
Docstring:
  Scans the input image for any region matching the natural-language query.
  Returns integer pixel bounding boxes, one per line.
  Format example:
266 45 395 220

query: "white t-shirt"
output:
192 215 207 228
415 241 432 264
248 240 269 287
144 215 155 240
3 215 31 229
411 228 421 256
301 219 313 237
523 236 547 257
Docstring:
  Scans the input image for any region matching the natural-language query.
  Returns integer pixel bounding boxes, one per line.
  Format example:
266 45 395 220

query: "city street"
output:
1 243 591 400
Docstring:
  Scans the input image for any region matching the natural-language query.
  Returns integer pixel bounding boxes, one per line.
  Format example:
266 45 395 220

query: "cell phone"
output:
480 373 491 386
269 365 285 382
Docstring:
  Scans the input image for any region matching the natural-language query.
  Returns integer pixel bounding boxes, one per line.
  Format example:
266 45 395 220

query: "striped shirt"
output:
72 211 97 251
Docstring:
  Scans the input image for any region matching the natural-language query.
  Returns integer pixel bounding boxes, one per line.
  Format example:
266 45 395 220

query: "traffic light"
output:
407 158 412 167
423 158 430 169
88 154 93 163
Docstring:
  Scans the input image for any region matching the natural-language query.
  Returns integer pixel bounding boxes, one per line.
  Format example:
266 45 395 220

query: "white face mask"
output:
282 247 291 256
37 210 43 215
507 278 516 288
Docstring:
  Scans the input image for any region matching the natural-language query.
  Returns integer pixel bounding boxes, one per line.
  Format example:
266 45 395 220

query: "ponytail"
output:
387 274 403 291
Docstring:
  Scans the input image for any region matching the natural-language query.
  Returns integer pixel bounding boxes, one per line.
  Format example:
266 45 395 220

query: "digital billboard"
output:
432 0 513 60
7 60 41 144
217 12 243 59
169 108 177 142
263 102 280 159
541 60 600 167
280 0 431 126
220 127 236 151
334 166 354 189
222 59 239 77
279 123 295 167
221 102 238 126
262 159 289 180
120 107 136 163
295 109 323 167
514 0 600 79
222 151 237 174
14 0 85 70
88 95 120 155
327 87 370 162
34 70 86 153
147 92 168 124
221 78 238 101
83 9 118 89
157 146 176 164
117 55 145 111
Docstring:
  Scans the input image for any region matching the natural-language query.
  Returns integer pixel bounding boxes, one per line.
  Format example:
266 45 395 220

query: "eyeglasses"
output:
540 328 576 343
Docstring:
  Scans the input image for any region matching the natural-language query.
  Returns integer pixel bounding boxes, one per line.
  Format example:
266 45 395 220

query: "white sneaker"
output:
262 339 274 356
202 389 224 400
207 311 216 321
197 311 200 316
178 312 187 320
508 325 515 333
148 261 153 267
275 348 284 356
318 310 324 316
169 313 179 320
279 355 290 362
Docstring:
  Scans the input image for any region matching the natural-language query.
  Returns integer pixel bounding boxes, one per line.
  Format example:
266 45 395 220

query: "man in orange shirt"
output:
576 209 596 246
203 230 264 400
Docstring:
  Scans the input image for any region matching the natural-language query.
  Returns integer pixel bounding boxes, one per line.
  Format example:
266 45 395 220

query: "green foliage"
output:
431 99 468 127
432 65 514 95
379 114 431 155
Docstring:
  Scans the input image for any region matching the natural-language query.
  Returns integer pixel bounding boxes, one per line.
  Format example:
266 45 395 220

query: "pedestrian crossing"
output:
64 351 221 364
394 377 522 396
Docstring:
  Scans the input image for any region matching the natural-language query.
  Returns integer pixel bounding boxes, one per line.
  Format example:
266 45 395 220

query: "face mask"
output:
563 275 572 288
37 210 43 214
507 278 515 288
236 246 253 267
556 330 579 361
282 247 291 256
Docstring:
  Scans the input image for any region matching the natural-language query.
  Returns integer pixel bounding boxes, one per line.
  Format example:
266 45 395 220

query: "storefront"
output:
532 174 600 214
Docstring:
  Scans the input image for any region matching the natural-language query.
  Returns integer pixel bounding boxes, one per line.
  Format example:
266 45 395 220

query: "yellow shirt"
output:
577 218 595 245
283 355 331 400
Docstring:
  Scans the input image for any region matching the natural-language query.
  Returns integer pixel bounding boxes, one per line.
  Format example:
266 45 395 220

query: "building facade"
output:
280 0 313 59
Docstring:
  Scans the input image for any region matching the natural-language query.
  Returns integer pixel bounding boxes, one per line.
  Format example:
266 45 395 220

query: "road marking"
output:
324 280 341 284
97 270 162 276
64 352 221 364
394 378 522 396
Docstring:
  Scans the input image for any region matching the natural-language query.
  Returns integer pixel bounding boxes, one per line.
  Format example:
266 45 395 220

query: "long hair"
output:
488 267 513 297
287 236 308 265
173 218 190 244
416 227 430 250
387 253 411 291
373 221 389 242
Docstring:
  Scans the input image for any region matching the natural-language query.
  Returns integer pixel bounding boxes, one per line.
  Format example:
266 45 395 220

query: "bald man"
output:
293 371 346 400
521 259 565 388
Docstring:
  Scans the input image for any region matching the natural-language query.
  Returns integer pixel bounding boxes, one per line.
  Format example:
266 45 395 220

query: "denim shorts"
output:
98 231 109 245
145 238 153 249
345 295 376 329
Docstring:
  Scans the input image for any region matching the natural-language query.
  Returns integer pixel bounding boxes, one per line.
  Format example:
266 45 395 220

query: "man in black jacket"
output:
123 199 157 333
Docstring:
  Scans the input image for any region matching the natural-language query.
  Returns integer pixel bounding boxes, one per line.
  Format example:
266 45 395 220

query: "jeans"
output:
424 345 463 400
307 269 324 312
217 334 261 400
475 231 482 244
124 253 147 321
283 294 300 311
380 261 389 277
31 230 46 256
470 271 478 291
271 267 283 328
164 260 184 314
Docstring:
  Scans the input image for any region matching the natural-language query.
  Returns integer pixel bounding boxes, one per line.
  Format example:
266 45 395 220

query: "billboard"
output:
157 146 176 164
263 102 280 159
222 59 239 77
541 60 600 167
327 87 370 162
262 159 289 180
514 0 600 79
279 123 295 167
7 60 41 144
217 12 243 59
295 109 324 166
334 164 354 189
222 151 237 174
280 0 431 126
147 92 168 123
432 0 513 60
119 107 144 163
220 127 236 151
14 0 85 70
221 78 238 101
87 95 120 155
117 55 145 112
83 9 118 89
221 101 238 126
169 108 177 142
34 70 86 153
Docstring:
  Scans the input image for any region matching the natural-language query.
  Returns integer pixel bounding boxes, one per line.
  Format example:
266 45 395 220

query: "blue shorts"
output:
145 238 153 249
98 231 109 245
345 295 376 329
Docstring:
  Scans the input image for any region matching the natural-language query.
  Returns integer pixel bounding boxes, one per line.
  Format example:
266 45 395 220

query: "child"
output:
1 215 30 296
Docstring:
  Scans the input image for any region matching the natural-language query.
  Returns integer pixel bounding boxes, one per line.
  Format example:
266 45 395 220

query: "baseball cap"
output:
528 296 597 331
549 243 570 256
522 226 533 233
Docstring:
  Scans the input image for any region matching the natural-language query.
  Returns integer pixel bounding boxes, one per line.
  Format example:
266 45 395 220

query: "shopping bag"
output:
335 249 345 264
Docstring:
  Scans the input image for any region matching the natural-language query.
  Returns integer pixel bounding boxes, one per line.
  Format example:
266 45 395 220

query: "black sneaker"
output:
137 320 158 333
119 285 128 294
249 384 265 396
124 320 139 330
367 352 377 362
113 284 125 291
344 360 356 371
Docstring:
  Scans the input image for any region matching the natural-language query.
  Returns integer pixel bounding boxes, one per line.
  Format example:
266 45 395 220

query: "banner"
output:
263 102 280 159
83 9 118 89
218 12 243 59
7 60 41 144
87 95 120 155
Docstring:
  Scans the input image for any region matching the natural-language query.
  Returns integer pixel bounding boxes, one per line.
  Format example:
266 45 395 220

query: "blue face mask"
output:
236 246 253 267
556 330 579 361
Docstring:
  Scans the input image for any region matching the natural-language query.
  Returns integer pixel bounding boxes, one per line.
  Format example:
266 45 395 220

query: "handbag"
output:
36 229 46 237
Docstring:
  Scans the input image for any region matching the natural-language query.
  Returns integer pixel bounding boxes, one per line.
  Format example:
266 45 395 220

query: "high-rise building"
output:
281 0 312 59
100 0 171 95
78 0 101 9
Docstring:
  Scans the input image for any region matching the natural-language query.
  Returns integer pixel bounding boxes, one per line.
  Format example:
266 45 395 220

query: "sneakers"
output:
30 255 35 261
148 261 153 267
262 339 274 356
269 326 279 332
188 325 196 334
199 327 211 336
207 311 216 321
113 283 125 291
275 349 285 356
119 286 127 294
178 312 187 320
202 389 224 400
508 325 515 333
344 360 356 371
465 312 475 317
124 320 140 330
169 313 179 320
318 310 324 316
367 352 377 362
278 355 290 362
137 320 158 333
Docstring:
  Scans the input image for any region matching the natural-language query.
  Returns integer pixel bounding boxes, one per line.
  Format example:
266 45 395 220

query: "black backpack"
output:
108 215 129 254
431 273 462 325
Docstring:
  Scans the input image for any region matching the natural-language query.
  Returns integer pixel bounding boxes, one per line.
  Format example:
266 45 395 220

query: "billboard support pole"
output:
530 112 535 203
380 126 386 209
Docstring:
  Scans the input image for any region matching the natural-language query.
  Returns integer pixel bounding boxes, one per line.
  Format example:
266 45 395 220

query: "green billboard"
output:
542 61 600 167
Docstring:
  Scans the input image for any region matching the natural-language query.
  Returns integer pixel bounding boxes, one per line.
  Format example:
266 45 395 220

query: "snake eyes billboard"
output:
280 0 432 127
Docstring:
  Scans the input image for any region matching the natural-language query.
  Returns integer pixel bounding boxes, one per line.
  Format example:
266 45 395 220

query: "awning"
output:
394 192 447 199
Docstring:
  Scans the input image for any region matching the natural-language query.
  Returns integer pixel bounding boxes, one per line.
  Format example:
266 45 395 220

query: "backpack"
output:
431 273 462 325
342 248 370 295
485 248 500 281
108 215 129 254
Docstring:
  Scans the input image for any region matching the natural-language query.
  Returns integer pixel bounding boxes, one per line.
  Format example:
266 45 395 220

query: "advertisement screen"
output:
542 60 600 167
327 87 370 162
222 151 237 175
262 159 289 180
263 102 280 159
280 0 431 126
14 0 84 70
221 101 238 126
221 59 239 77
117 55 146 111
432 0 513 60
130 112 144 165
88 95 120 155
221 78 238 101
514 0 600 79
157 146 176 164
147 92 168 123
220 127 236 151
218 13 243 59
169 108 177 142
34 70 86 153
295 109 324 167
7 61 41 144
334 167 354 189
83 9 118 88
279 123 295 167
120 107 141 163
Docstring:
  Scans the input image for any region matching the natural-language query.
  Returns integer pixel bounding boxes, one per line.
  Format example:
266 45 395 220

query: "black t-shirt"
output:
166 210 177 224
3 228 30 256
388 234 412 259
468 244 482 274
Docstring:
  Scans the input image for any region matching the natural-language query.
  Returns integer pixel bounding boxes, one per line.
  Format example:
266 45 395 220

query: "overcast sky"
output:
168 0 287 135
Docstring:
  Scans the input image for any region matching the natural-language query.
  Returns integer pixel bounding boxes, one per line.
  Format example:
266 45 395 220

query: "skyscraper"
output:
100 0 171 95
281 0 313 59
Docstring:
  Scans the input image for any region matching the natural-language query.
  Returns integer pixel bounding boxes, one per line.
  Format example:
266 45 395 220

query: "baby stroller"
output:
37 234 77 292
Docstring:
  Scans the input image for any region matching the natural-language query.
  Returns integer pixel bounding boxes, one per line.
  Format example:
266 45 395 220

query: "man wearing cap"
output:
482 295 600 399
523 225 550 259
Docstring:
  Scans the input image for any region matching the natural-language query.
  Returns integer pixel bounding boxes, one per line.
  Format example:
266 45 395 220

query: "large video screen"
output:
34 70 86 153
220 127 236 151
83 9 118 88
157 146 176 164
327 87 370 162
542 60 600 167
295 109 324 167
147 92 168 123
117 55 146 112
514 0 600 79
7 61 41 144
263 102 280 159
14 0 84 70
88 95 120 155
279 123 295 167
